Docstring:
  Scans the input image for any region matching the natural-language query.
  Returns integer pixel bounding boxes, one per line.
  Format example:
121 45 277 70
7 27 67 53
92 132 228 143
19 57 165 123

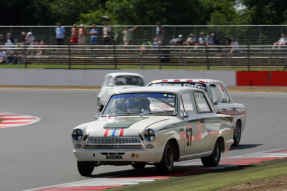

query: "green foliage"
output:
78 3 109 25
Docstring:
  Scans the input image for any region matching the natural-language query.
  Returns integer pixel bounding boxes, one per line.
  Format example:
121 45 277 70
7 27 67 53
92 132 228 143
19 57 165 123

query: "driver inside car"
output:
115 97 151 114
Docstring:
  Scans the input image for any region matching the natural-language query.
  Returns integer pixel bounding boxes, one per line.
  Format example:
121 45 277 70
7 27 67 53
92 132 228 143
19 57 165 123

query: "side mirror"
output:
213 100 218 105
183 112 189 118
95 114 100 120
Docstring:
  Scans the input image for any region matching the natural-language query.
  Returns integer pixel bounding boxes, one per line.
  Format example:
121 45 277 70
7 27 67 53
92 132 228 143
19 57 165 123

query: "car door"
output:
193 91 219 153
180 91 205 155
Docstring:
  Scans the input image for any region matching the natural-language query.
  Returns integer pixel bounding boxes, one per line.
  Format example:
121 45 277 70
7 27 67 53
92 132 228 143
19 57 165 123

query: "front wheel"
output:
233 121 241 146
97 98 103 112
155 142 174 174
77 161 94 176
132 162 146 169
201 140 221 167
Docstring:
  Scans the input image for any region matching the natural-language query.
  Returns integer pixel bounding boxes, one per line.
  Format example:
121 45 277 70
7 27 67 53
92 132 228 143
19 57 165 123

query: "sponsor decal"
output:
164 94 167 96
131 153 134 158
151 82 207 91
135 153 140 158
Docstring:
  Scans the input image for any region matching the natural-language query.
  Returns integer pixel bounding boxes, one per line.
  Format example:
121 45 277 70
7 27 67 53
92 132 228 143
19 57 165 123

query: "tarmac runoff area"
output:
0 89 286 191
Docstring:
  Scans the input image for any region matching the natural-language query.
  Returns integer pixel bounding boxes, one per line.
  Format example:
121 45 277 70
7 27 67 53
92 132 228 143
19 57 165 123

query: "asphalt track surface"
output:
0 89 286 191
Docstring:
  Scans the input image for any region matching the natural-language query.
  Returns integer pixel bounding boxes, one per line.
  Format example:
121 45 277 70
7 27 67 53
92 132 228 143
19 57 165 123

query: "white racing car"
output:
71 87 235 176
97 72 144 111
147 79 246 146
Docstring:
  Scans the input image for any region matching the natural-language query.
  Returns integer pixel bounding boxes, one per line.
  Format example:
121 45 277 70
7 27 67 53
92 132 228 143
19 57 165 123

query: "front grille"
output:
86 145 144 150
87 137 142 144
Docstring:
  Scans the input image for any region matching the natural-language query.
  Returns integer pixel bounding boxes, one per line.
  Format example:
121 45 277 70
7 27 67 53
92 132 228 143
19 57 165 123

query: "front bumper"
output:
73 149 163 163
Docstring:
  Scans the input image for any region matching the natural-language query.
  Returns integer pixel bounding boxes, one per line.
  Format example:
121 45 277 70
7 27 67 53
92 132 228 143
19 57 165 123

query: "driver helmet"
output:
126 97 144 113
126 78 134 85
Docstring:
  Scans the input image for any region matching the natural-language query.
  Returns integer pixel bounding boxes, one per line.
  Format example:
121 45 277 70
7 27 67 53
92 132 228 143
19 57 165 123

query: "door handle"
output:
200 119 205 123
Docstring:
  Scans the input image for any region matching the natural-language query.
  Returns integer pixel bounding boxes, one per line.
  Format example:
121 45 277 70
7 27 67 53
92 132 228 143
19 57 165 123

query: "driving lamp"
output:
72 129 83 142
143 129 156 142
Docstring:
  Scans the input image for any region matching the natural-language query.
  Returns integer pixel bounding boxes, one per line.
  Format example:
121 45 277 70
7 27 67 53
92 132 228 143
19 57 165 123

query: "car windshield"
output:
149 82 207 91
114 76 144 86
102 93 177 116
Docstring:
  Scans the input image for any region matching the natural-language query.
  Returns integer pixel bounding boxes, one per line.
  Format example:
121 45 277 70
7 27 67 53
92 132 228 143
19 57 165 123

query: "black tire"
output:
201 140 221 167
77 161 94 176
155 142 174 174
233 121 241 146
132 162 146 169
97 98 103 112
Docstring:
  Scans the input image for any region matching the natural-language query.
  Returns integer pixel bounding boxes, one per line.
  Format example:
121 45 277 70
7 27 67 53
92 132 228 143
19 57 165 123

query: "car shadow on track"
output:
230 144 263 150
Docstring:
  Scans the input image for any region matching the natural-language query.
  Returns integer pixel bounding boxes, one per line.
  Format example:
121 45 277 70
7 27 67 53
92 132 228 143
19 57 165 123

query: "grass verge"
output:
111 159 287 191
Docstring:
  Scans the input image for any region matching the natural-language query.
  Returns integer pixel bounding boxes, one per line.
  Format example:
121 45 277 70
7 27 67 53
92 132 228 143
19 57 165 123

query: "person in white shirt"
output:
272 34 287 49
230 38 240 53
183 33 197 52
0 49 7 64
195 32 207 49
26 39 39 55
25 32 35 44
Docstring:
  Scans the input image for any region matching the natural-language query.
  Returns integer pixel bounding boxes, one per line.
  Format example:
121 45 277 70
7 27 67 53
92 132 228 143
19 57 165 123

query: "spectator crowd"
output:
2 21 287 64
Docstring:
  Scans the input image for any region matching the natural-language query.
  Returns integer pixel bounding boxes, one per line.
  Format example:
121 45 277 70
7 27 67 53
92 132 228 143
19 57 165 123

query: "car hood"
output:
84 116 170 137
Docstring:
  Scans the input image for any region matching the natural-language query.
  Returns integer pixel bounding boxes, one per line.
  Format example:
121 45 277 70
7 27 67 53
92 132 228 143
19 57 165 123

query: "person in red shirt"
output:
37 39 46 55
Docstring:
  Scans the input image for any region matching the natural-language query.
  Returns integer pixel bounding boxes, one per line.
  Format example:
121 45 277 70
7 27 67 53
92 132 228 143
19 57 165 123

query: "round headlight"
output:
143 129 156 142
71 129 83 142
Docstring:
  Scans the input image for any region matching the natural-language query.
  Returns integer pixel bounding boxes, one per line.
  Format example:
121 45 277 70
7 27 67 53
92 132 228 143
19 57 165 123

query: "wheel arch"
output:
168 138 180 161
217 136 225 153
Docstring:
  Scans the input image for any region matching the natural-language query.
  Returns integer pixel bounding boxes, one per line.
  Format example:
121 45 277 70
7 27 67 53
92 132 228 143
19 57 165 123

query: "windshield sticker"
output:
111 93 176 100
150 82 207 91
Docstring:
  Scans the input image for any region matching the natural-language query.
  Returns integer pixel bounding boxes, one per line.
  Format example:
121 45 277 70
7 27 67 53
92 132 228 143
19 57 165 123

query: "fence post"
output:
205 44 210 70
24 43 27 68
159 44 161 69
68 43 71 69
113 39 117 69
247 44 250 71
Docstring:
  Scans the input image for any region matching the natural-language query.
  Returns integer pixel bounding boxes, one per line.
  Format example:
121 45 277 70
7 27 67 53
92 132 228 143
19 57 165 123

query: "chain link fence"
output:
1 25 287 45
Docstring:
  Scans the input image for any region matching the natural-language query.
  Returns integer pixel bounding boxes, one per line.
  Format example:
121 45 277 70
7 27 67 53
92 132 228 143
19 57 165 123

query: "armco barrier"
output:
0 69 236 87
269 71 287 86
236 71 269 86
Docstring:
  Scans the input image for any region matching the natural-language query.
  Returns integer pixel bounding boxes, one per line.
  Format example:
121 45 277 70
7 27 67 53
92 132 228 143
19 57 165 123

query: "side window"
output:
181 92 196 115
107 77 113 86
223 86 231 103
216 84 229 103
102 77 108 87
216 84 231 103
194 92 212 113
210 85 220 102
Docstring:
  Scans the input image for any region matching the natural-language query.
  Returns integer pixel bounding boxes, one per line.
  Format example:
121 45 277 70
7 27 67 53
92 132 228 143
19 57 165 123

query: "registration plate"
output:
106 156 122 159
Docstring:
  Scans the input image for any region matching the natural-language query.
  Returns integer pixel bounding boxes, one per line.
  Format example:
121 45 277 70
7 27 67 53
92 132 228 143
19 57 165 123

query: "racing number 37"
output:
186 128 193 146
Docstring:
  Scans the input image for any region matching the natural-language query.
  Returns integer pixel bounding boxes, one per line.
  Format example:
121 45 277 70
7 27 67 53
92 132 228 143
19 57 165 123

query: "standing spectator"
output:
26 39 38 55
156 22 165 43
0 49 7 64
272 34 287 49
55 23 66 45
70 24 79 45
37 39 46 55
122 25 138 48
207 33 217 45
90 24 98 45
25 32 35 44
0 34 6 45
102 23 112 45
20 32 26 44
78 24 87 47
6 33 15 44
195 32 206 49
139 39 152 54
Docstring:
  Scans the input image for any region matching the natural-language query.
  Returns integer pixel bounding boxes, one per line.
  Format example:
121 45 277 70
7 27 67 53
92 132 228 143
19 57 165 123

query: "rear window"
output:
115 76 144 86
149 82 207 91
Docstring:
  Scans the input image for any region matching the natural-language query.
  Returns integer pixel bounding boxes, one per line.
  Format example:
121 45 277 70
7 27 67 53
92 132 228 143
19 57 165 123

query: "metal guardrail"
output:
1 44 287 70
1 25 287 45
